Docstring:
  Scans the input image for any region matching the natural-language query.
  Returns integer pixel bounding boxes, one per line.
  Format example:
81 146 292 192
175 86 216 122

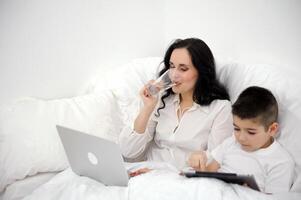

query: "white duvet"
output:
23 166 273 200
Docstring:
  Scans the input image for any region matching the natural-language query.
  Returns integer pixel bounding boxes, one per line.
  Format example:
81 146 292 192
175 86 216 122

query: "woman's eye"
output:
248 131 256 135
234 128 240 132
180 68 188 71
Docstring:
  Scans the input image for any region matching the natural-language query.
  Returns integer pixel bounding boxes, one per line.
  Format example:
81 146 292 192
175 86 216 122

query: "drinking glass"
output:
148 69 176 95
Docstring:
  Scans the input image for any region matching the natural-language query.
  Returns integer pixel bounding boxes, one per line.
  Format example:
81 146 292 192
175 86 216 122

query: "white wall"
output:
1 0 300 106
164 0 301 75
0 0 165 106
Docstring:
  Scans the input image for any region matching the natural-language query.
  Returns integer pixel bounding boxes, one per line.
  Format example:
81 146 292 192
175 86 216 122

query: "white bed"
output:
0 173 56 200
0 57 300 200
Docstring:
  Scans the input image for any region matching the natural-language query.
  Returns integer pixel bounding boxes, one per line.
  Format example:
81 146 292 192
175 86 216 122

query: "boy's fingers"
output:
192 160 198 169
189 158 200 171
199 159 206 171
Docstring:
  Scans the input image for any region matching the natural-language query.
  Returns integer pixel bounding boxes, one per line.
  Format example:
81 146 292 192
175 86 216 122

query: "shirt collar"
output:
172 94 209 114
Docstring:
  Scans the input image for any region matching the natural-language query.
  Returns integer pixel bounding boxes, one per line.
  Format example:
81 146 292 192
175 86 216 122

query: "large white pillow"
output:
216 61 301 192
0 91 123 192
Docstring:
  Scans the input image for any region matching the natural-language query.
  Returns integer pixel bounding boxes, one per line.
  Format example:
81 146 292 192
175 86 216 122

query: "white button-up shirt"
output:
211 136 295 193
119 95 233 169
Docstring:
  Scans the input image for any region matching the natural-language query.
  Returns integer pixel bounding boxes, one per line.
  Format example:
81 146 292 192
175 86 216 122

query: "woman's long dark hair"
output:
156 38 229 116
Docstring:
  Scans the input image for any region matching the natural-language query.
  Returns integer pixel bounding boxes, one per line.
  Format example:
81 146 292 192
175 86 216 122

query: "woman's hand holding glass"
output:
147 69 176 96
140 80 159 109
141 68 177 109
134 81 159 134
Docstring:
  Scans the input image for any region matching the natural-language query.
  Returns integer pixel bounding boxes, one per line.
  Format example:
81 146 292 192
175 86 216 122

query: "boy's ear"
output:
268 122 279 137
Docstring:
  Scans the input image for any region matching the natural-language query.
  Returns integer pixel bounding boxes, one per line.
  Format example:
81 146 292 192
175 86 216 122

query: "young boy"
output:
188 86 295 193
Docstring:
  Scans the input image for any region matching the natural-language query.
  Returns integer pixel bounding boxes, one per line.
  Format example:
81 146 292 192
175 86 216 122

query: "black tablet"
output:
184 171 260 191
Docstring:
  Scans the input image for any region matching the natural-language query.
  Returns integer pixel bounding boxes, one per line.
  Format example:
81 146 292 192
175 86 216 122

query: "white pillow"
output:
92 57 162 126
216 61 301 192
0 91 123 192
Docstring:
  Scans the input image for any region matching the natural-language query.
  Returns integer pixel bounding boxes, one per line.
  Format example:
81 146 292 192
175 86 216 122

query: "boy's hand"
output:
188 151 207 171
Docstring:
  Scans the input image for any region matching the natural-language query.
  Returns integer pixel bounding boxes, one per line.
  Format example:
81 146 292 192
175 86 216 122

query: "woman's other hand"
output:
129 168 152 177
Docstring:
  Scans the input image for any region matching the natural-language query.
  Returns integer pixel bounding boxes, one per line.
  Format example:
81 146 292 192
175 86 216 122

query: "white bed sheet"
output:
21 167 276 200
20 165 301 200
0 172 57 200
273 192 301 200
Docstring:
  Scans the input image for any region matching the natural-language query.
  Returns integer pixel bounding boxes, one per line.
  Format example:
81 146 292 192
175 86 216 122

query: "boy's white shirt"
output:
211 135 295 193
119 94 233 170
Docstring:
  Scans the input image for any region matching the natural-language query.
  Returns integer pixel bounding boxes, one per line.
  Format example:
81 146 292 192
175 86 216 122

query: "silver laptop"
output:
56 125 129 186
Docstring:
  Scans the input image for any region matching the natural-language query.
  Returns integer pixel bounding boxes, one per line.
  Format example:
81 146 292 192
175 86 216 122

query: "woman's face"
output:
169 48 198 96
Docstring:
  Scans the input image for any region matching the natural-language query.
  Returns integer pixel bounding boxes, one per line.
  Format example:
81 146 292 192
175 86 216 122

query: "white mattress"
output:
0 172 56 200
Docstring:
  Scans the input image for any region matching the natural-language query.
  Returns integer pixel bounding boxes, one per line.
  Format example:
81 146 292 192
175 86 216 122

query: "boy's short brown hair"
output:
232 86 278 130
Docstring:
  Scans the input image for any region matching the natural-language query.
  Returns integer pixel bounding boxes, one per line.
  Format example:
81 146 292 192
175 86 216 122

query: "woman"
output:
119 38 233 171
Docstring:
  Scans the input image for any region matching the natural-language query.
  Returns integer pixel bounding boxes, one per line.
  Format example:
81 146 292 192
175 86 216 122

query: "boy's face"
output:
233 115 278 152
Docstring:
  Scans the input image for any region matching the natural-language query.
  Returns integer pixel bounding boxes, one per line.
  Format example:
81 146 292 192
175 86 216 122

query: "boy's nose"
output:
236 132 246 142
238 133 247 142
